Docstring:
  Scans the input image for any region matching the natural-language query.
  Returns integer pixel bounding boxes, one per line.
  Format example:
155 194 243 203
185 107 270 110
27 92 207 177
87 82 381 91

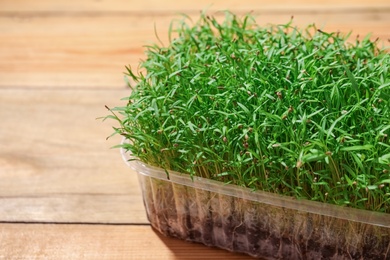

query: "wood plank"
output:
0 88 148 223
0 224 253 259
0 195 147 224
1 0 389 13
0 12 389 89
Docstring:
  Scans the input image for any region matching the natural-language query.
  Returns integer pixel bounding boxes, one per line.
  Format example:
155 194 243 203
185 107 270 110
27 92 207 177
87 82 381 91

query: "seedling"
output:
106 12 390 213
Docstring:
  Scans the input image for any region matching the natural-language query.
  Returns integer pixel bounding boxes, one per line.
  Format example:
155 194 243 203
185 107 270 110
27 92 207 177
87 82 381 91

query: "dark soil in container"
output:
142 177 390 259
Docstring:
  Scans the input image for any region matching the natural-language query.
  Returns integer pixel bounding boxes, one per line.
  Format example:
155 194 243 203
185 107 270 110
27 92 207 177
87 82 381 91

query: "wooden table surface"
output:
0 0 389 259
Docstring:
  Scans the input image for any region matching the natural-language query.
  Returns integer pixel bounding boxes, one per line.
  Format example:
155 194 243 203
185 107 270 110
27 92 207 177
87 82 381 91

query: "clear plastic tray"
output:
122 148 390 259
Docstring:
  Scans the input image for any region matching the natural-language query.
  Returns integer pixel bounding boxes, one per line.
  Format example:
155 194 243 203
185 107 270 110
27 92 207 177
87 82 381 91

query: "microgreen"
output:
106 12 390 213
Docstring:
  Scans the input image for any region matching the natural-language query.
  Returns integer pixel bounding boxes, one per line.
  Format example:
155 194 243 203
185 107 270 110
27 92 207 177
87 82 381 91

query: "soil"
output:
143 178 390 259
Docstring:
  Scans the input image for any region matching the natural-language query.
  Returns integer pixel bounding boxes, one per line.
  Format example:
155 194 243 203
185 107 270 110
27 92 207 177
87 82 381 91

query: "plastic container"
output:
122 148 390 259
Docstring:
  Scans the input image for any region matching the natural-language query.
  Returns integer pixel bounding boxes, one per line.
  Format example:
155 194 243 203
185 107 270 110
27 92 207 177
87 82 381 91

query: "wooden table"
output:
0 1 389 259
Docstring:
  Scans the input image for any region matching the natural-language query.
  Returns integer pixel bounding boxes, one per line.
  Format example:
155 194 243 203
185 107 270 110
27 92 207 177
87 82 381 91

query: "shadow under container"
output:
122 150 390 259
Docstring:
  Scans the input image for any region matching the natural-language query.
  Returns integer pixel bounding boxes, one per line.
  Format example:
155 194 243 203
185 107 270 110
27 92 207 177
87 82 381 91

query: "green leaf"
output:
344 66 359 93
237 102 250 114
340 145 374 152
378 154 390 164
187 121 197 134
302 152 326 163
151 98 159 118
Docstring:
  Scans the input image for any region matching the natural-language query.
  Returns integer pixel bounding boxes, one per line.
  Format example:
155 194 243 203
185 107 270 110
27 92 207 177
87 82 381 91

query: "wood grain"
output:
0 224 254 259
1 0 389 258
0 89 148 223
0 11 389 88
1 0 389 13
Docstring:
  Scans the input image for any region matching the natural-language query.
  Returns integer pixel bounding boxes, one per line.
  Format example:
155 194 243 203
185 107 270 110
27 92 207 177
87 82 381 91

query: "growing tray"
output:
122 149 390 259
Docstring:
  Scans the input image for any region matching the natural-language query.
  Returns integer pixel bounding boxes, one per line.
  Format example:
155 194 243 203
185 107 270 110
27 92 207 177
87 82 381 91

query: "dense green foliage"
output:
107 12 390 212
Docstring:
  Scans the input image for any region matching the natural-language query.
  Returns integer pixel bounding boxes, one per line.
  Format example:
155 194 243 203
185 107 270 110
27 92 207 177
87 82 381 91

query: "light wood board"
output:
0 0 389 258
1 8 389 88
0 224 253 259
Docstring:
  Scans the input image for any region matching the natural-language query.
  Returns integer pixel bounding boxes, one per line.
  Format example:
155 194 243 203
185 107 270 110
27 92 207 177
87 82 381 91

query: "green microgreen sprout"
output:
105 11 390 213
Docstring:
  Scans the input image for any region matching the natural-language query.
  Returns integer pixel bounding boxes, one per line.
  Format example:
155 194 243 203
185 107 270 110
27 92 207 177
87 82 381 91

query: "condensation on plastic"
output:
121 144 390 259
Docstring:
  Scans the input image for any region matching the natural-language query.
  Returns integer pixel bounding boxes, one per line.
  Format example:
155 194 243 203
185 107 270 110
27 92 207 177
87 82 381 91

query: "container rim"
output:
120 138 390 228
